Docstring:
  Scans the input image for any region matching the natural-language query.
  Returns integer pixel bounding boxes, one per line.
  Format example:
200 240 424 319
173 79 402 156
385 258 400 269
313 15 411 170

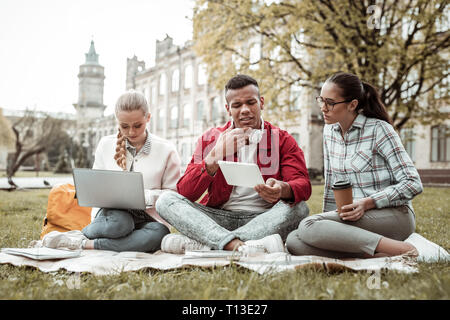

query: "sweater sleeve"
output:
144 146 181 206
369 122 423 208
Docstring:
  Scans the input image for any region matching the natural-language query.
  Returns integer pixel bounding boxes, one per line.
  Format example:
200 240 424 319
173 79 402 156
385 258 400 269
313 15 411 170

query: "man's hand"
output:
255 178 293 203
204 127 250 175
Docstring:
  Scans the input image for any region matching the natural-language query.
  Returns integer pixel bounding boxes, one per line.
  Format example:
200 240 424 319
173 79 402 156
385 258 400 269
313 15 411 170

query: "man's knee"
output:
155 191 182 219
293 201 310 220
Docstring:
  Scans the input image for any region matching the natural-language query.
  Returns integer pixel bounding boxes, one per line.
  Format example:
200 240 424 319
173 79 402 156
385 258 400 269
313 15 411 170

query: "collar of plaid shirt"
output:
332 113 367 132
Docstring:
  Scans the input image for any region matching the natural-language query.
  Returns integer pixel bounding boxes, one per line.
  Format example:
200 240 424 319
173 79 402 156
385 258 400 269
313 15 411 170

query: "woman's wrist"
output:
363 197 376 211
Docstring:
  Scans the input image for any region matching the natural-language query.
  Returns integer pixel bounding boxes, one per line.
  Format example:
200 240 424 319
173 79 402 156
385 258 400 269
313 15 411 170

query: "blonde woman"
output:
43 90 181 252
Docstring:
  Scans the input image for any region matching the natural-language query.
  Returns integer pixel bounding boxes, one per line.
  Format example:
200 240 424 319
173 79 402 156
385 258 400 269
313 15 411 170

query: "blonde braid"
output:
114 129 127 170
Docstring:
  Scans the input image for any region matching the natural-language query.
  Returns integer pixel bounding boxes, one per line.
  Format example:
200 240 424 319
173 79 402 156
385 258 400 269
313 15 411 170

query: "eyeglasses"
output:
315 96 353 111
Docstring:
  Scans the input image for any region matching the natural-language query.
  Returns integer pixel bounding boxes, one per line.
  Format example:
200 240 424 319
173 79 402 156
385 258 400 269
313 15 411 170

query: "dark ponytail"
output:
326 72 392 125
360 81 392 125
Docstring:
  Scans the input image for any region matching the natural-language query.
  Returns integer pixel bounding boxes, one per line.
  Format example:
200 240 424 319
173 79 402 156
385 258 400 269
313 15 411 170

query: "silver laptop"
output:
72 168 146 210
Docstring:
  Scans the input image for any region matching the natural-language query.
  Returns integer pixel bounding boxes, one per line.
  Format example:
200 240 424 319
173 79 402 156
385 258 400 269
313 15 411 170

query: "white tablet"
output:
218 161 265 188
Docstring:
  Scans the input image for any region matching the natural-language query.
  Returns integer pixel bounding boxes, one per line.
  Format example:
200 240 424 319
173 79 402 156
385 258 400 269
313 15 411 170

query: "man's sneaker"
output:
161 234 211 254
42 230 87 250
238 234 285 255
404 233 449 262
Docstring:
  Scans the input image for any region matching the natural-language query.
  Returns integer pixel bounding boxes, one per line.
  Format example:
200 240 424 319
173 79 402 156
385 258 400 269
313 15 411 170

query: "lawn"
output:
0 186 448 300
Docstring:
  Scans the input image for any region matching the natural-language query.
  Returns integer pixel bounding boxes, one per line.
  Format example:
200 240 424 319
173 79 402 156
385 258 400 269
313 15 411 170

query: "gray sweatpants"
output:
82 208 170 252
286 206 415 258
155 191 310 250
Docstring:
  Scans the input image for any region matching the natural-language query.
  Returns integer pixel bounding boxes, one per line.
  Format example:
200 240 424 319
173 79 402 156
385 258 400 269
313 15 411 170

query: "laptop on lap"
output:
72 168 146 210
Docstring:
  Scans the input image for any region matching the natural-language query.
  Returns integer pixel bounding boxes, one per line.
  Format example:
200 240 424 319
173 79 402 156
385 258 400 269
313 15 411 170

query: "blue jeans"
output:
155 191 310 249
82 208 170 252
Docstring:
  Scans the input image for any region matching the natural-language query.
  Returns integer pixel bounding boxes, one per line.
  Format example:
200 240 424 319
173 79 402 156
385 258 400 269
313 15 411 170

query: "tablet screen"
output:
218 161 265 188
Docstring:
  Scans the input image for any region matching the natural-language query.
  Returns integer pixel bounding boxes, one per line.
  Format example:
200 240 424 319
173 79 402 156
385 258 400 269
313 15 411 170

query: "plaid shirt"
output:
323 113 423 213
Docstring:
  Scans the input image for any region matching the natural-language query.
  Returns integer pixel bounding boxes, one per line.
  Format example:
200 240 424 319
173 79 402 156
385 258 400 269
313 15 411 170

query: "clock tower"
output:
73 40 106 120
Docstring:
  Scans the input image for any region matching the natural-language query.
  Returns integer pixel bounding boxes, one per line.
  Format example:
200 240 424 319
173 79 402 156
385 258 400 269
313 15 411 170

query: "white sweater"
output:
90 133 181 226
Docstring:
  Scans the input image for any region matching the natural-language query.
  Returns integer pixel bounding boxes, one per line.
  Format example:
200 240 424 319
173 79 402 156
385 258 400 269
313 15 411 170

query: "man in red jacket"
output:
156 74 311 254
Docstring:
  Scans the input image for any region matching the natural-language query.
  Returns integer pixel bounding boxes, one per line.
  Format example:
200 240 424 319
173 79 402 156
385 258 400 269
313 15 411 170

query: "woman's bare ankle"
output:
224 238 244 251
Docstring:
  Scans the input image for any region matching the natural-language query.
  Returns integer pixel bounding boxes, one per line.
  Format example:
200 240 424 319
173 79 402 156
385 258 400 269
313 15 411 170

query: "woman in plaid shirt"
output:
286 72 423 259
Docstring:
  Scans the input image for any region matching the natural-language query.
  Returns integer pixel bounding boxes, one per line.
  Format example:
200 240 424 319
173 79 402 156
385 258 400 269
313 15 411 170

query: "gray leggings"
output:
82 208 170 252
286 206 415 258
155 191 310 250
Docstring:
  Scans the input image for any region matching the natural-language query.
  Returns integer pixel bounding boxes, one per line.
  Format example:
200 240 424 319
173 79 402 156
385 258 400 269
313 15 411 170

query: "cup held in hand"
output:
332 180 353 214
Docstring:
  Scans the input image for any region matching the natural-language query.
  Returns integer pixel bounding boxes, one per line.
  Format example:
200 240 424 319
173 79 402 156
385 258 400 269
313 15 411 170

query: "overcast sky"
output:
0 0 194 115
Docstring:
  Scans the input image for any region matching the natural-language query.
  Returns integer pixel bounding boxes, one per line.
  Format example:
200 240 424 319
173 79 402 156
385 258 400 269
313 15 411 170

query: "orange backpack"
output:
40 183 92 239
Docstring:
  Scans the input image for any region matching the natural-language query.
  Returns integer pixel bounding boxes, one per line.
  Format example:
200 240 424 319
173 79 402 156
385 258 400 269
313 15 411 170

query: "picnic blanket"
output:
0 249 418 275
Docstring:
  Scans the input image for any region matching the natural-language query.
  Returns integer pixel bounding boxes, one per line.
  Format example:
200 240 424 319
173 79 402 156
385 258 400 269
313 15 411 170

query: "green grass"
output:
0 186 449 300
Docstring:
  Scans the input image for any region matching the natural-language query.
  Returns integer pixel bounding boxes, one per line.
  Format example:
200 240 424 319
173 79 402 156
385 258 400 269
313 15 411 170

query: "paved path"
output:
0 177 73 190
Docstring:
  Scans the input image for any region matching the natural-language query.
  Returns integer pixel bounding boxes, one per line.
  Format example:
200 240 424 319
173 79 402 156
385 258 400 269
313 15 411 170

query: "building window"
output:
184 65 193 89
171 69 180 92
170 106 178 129
249 42 261 71
289 84 302 111
196 100 204 121
159 73 166 95
151 86 156 105
431 125 449 162
183 104 191 127
197 63 207 86
181 143 190 166
157 108 165 131
211 97 220 121
232 53 243 70
144 88 150 103
400 128 416 162
291 133 300 146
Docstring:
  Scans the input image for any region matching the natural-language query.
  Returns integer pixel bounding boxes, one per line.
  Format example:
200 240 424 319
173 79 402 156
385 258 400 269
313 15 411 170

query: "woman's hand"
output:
340 197 375 221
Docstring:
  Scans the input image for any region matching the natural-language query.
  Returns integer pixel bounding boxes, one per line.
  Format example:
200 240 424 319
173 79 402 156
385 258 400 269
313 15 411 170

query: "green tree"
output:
193 0 449 130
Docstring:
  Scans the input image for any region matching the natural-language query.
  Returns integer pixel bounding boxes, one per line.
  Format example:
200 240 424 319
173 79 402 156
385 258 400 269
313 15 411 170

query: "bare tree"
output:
6 110 64 189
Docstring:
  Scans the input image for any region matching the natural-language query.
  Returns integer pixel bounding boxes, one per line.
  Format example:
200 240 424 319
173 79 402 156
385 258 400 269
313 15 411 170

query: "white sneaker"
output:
238 234 285 255
42 230 87 250
404 233 449 263
161 234 211 254
28 240 43 248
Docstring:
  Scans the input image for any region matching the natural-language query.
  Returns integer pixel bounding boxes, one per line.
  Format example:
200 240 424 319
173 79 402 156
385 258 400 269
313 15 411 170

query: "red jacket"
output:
177 120 311 208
